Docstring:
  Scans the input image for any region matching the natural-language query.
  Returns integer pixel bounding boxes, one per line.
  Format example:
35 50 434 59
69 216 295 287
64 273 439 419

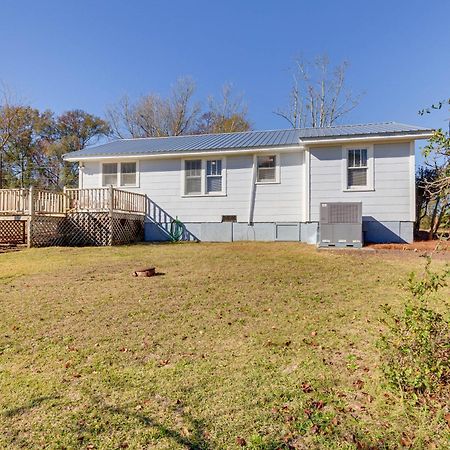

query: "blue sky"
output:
1 0 449 141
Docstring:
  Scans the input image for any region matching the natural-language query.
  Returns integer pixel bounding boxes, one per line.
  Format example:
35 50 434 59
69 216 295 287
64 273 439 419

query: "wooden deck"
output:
0 187 147 247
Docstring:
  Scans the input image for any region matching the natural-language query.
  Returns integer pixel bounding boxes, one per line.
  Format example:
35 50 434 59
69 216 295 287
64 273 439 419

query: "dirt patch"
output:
0 244 24 254
367 240 449 253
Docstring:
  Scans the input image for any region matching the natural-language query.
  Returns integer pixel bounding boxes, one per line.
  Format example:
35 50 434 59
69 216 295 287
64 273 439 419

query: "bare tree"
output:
275 55 362 128
196 83 251 134
106 78 201 138
419 99 450 239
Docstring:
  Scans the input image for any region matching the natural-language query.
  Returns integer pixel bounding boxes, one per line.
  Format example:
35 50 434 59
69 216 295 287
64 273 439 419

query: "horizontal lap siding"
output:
253 152 303 222
310 142 411 222
82 152 303 223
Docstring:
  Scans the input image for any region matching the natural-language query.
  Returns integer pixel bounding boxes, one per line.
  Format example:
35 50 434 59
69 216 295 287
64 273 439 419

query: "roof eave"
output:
299 131 434 146
63 143 306 162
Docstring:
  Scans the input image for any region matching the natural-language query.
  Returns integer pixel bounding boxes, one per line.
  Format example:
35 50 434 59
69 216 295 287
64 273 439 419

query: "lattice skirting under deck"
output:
27 212 144 247
0 220 27 244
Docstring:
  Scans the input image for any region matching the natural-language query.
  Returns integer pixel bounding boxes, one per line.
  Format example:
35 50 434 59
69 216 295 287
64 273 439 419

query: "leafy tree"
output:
275 55 362 128
0 101 110 188
42 110 110 188
0 105 51 188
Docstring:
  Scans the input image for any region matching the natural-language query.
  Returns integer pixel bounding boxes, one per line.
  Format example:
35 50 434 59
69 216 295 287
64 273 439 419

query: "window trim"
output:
342 145 374 192
101 161 139 188
254 153 281 184
181 157 227 197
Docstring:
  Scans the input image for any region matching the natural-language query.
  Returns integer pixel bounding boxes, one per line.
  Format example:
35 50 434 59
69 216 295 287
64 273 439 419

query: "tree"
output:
41 110 110 188
0 105 51 188
275 55 362 128
0 101 110 189
0 90 26 188
418 99 450 239
196 84 251 134
106 77 201 138
415 165 447 238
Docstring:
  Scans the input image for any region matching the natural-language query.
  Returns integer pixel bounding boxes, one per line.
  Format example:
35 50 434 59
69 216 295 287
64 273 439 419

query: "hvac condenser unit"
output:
319 202 363 248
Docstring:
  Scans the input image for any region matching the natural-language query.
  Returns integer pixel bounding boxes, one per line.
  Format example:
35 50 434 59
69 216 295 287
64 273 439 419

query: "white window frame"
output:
101 161 139 188
342 145 374 191
254 153 280 184
181 157 227 197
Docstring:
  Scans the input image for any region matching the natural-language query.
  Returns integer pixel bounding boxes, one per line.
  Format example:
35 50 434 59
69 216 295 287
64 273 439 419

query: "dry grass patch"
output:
0 243 448 449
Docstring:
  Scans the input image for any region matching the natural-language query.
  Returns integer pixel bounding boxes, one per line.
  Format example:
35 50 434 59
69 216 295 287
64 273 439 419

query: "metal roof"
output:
64 122 433 160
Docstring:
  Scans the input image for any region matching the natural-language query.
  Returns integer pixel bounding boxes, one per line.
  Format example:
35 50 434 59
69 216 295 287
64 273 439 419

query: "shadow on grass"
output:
2 395 60 418
79 392 211 449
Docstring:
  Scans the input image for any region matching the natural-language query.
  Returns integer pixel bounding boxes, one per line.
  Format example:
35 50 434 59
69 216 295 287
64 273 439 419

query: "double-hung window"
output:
102 163 118 186
185 160 202 195
206 160 222 193
102 162 138 187
183 158 226 195
343 146 373 190
256 155 278 183
120 162 137 187
347 149 368 188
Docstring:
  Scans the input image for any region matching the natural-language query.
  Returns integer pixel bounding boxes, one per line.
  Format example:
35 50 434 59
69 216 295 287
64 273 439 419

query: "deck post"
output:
63 186 68 213
27 186 35 248
109 185 114 246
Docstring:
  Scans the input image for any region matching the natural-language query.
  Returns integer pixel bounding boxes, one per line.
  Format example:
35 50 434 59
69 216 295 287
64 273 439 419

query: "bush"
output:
378 258 450 399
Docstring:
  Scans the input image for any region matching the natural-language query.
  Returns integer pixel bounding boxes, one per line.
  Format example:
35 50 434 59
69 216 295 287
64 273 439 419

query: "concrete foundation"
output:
144 220 413 244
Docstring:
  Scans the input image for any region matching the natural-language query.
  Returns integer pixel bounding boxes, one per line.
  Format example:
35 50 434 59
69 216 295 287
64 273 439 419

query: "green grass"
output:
0 243 448 449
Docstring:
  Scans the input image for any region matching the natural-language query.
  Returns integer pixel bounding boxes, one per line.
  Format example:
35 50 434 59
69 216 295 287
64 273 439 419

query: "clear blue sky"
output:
1 0 449 140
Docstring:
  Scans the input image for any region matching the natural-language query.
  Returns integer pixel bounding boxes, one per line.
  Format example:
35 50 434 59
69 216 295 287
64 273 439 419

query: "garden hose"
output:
169 217 184 242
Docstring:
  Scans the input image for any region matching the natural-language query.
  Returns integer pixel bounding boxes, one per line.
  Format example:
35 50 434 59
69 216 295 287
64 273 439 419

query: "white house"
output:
64 122 433 244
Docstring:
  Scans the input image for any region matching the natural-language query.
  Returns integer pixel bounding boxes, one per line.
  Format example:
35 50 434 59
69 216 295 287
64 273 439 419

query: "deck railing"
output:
0 187 147 216
0 189 30 214
65 188 110 212
33 189 66 215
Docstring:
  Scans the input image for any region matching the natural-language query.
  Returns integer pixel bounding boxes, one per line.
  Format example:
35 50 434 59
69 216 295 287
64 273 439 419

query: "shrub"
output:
378 258 450 399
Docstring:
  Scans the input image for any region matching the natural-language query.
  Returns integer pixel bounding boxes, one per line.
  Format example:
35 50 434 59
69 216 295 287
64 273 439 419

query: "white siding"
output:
310 142 412 222
81 151 304 223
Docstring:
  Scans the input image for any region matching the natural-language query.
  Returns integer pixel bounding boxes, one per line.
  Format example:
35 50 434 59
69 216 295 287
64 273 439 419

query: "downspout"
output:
303 147 311 222
79 162 84 189
248 155 257 225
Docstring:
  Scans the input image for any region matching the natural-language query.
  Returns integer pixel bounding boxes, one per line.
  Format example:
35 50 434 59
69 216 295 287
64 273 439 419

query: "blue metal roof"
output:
64 122 432 160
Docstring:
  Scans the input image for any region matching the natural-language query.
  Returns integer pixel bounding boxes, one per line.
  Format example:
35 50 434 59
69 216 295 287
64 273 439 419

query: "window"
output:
183 158 226 196
102 163 118 186
120 162 137 186
347 149 368 188
257 155 277 182
102 162 138 187
185 160 202 195
206 159 222 193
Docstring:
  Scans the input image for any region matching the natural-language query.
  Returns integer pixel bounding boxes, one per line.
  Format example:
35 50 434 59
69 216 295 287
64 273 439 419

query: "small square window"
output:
257 155 277 182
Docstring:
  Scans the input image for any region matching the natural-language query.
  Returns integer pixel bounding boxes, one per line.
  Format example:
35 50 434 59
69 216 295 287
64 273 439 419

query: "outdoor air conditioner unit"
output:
319 202 363 248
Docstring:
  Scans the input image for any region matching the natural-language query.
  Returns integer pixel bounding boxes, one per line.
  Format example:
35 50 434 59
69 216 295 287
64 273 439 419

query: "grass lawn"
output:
0 243 448 449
